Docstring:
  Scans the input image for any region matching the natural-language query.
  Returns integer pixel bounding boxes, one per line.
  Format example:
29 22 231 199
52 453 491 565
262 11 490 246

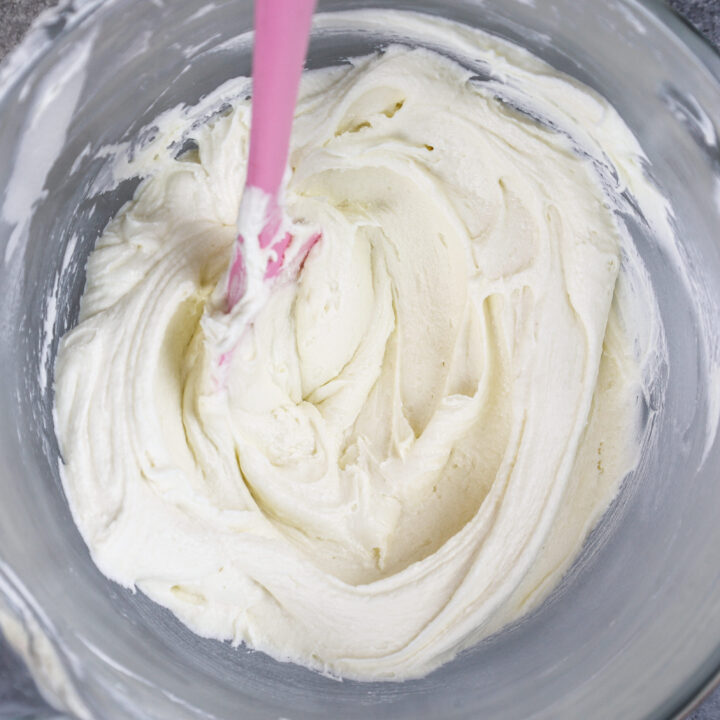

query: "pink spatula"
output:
222 0 319 324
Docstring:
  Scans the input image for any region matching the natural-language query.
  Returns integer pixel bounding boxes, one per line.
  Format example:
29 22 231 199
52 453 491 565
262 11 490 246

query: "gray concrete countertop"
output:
0 1 718 719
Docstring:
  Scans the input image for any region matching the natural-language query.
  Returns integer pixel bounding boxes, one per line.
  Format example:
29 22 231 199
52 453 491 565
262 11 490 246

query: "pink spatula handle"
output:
224 0 317 314
247 0 316 200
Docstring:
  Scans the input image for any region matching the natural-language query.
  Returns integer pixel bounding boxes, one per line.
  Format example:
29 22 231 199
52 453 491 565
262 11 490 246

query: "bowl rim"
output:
636 7 720 716
0 1 719 718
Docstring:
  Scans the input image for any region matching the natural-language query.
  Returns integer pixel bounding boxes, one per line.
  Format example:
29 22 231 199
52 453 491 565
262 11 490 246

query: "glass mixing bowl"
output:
1 0 720 718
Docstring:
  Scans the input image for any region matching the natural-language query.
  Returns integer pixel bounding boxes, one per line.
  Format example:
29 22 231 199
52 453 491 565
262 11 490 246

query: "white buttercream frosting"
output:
55 16 657 680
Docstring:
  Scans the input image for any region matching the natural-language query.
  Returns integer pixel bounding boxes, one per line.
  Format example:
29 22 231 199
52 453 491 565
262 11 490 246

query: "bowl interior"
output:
1 1 720 718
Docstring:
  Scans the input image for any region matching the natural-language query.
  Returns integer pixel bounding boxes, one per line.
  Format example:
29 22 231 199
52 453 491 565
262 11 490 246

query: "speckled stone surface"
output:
0 0 58 57
671 0 720 46
0 1 719 718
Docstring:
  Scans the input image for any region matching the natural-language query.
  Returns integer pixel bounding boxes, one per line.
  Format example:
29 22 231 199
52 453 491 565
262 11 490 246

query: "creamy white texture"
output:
55 25 648 680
